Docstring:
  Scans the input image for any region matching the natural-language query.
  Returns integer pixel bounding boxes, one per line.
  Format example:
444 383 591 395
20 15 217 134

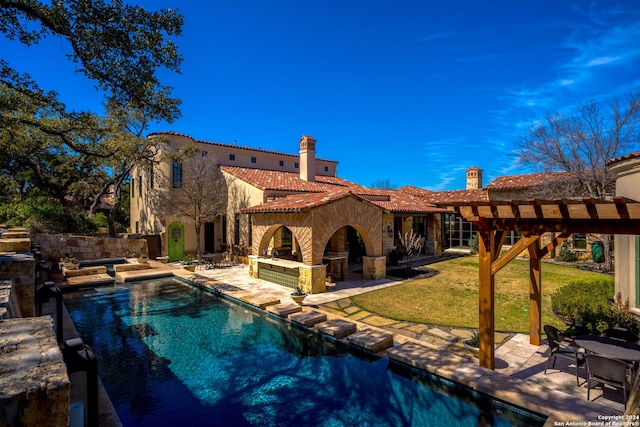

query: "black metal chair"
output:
602 328 640 344
544 324 585 385
585 353 632 408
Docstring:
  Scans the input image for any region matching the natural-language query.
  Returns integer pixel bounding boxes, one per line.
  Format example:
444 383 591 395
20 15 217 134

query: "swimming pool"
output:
64 278 546 426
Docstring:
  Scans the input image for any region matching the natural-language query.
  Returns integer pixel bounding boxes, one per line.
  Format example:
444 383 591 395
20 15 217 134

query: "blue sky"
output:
3 1 640 190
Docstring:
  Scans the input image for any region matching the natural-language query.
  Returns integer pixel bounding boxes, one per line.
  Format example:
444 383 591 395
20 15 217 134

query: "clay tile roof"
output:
607 151 640 166
363 190 450 213
398 186 488 204
220 166 368 193
242 190 382 213
485 171 570 190
149 131 338 163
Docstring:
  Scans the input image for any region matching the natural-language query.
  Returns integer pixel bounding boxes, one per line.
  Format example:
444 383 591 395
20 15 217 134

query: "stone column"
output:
298 264 326 294
248 255 259 278
363 256 386 280
0 253 35 317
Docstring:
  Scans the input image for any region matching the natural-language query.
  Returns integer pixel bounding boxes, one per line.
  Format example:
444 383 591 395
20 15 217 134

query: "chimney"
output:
466 166 483 189
299 135 316 182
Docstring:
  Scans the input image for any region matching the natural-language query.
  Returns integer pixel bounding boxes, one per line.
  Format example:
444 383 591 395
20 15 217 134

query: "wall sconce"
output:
387 226 393 237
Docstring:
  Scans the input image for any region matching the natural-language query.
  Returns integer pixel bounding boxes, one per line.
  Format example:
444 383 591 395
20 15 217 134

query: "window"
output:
251 157 257 163
229 154 235 161
131 178 135 198
172 162 182 188
442 213 476 248
294 162 299 169
279 160 284 167
573 233 587 250
138 175 142 197
201 151 208 158
412 216 426 238
324 166 329 172
503 231 523 246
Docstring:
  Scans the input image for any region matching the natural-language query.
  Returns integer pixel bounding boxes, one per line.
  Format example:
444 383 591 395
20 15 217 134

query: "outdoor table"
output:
574 335 640 362
322 256 346 281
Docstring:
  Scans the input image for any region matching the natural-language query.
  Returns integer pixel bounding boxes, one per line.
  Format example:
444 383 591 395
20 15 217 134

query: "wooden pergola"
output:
444 197 640 369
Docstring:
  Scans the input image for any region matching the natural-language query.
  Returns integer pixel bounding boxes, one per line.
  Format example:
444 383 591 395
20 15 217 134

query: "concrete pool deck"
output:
54 258 628 426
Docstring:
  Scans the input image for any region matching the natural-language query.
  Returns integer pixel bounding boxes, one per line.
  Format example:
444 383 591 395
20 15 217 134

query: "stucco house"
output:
130 132 448 292
609 151 640 313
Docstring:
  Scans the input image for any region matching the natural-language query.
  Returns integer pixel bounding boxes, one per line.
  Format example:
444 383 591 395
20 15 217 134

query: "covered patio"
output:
243 191 389 293
443 197 640 371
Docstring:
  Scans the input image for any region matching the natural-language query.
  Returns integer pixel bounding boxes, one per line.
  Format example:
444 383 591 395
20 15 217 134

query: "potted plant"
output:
463 330 480 357
291 285 307 305
180 255 197 272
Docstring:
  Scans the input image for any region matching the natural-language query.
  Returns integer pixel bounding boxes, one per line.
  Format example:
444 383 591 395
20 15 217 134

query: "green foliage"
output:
468 330 480 347
555 241 578 262
292 285 306 296
470 233 479 254
551 278 615 333
90 212 108 228
1 1 183 118
0 197 98 234
179 255 197 266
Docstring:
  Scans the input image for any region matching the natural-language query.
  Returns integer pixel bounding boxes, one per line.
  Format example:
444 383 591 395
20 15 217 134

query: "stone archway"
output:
248 193 387 282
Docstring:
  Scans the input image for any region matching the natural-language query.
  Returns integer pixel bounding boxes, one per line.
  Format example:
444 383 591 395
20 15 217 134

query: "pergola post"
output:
528 236 542 345
477 228 496 370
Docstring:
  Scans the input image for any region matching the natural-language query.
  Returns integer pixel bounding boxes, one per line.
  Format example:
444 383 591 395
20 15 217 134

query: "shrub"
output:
470 233 479 254
551 278 614 333
555 241 578 262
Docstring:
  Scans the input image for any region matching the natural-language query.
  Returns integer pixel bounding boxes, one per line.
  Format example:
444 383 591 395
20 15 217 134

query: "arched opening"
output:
259 225 301 261
322 224 377 282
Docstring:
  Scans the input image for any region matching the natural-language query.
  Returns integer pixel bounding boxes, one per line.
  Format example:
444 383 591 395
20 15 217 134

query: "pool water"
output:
64 279 545 427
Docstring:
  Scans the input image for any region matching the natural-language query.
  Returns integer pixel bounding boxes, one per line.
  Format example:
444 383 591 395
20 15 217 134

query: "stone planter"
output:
462 339 479 357
291 293 307 305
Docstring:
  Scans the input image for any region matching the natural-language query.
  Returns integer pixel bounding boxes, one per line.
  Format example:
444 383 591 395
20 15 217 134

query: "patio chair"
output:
204 253 223 269
544 324 585 385
602 328 640 344
585 353 632 408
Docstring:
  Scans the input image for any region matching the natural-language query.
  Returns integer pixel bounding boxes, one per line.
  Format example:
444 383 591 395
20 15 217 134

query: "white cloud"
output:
586 56 620 66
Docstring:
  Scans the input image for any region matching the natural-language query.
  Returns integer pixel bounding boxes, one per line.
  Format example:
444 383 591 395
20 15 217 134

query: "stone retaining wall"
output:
31 234 148 264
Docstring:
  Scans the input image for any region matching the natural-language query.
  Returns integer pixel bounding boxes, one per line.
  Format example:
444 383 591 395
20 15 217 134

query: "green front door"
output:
168 222 185 262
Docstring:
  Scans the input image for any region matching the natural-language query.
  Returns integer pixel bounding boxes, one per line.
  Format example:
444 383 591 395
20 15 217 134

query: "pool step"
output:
290 310 327 327
63 265 107 277
347 329 394 353
317 319 357 339
66 273 114 287
241 295 281 310
387 342 468 377
115 269 174 283
266 303 302 318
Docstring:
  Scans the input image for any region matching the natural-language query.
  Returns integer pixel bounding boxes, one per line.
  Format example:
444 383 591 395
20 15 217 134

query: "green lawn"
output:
351 256 612 333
